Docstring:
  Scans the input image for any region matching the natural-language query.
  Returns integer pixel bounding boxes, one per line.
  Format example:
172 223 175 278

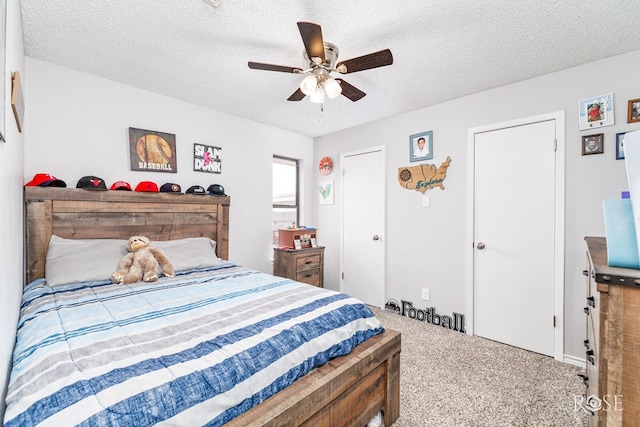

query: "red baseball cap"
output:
135 181 159 192
110 181 132 191
25 173 67 187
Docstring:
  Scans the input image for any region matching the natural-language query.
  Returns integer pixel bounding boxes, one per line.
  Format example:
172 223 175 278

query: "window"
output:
272 156 299 245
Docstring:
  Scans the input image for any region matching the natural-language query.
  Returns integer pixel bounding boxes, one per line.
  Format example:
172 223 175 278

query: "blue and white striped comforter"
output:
4 262 384 426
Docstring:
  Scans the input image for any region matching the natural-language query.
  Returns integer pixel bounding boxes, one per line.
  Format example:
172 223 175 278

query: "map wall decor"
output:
398 156 451 193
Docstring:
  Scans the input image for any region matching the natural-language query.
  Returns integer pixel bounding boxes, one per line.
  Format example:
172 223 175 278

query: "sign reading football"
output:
194 143 222 174
129 127 177 173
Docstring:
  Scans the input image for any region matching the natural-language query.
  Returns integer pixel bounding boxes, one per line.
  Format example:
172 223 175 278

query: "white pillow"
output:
45 235 221 286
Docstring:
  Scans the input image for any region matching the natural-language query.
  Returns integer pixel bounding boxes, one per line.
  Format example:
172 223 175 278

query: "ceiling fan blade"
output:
297 22 325 64
336 49 393 74
248 61 302 73
336 79 366 102
287 88 306 101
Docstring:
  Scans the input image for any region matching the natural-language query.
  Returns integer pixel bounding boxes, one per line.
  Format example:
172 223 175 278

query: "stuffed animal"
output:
111 236 175 284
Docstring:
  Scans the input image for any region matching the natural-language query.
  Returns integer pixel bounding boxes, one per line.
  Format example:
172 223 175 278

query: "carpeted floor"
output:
369 306 588 427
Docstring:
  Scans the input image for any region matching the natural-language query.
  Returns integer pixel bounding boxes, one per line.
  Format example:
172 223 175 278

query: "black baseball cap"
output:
207 184 226 196
186 185 206 195
160 183 182 194
76 176 107 190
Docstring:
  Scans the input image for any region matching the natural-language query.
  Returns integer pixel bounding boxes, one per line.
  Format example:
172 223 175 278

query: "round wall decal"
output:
319 156 333 175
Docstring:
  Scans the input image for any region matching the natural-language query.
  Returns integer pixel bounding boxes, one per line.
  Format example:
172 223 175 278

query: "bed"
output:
5 187 400 426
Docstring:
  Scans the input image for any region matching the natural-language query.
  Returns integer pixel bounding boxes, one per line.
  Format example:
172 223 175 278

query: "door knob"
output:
476 242 485 250
373 235 380 241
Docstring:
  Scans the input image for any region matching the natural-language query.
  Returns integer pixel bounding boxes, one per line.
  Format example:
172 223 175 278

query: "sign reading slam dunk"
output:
385 299 466 333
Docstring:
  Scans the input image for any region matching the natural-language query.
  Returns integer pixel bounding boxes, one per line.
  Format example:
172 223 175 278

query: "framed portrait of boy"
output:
582 133 604 155
409 130 433 162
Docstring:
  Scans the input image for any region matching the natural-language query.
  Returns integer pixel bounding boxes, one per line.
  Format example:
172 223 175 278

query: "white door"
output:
473 119 559 357
341 147 385 307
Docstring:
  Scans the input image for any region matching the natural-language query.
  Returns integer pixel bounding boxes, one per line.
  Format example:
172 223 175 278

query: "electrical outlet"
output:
422 196 430 208
421 288 430 300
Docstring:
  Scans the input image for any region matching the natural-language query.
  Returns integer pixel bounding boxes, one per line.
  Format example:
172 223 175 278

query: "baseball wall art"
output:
129 127 177 173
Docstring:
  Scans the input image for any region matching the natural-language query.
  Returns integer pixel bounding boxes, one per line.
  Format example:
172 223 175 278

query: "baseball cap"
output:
25 173 67 187
110 181 132 191
160 182 182 194
76 176 107 190
135 181 159 192
207 184 226 196
186 185 206 195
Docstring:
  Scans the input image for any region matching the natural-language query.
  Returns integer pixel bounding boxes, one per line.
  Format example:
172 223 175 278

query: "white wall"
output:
23 58 315 273
0 0 25 418
314 49 640 361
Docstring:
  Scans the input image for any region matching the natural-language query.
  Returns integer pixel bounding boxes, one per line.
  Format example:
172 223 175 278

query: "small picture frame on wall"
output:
582 133 604 155
616 132 627 160
409 130 433 162
578 93 614 130
628 98 640 123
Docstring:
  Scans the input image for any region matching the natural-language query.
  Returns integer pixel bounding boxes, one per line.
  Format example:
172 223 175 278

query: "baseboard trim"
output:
564 354 585 367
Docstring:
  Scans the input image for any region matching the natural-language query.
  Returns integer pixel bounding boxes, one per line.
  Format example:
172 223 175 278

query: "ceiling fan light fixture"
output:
324 77 342 99
299 75 318 95
310 87 325 104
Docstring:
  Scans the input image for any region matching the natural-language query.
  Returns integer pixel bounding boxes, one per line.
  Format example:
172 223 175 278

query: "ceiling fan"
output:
248 22 393 104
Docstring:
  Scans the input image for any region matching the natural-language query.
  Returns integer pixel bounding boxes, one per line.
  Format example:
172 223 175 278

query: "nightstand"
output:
273 246 324 287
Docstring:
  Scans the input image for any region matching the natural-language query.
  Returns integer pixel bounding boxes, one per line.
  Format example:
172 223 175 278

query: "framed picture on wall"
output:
578 93 614 130
409 130 433 162
628 98 640 123
582 133 604 155
616 132 627 160
129 127 177 173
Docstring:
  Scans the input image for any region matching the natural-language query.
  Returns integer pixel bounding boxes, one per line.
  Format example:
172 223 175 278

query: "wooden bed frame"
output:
24 187 401 427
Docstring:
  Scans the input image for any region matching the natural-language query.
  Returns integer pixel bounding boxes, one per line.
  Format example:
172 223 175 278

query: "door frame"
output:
340 145 386 308
465 111 565 361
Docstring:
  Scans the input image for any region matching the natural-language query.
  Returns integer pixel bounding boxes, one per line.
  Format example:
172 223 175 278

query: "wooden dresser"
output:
584 236 640 425
273 246 324 287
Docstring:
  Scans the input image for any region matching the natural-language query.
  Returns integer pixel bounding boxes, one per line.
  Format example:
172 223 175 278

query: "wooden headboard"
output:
24 187 230 284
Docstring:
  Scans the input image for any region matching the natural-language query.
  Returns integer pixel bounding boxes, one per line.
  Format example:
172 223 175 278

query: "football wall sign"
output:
385 299 466 333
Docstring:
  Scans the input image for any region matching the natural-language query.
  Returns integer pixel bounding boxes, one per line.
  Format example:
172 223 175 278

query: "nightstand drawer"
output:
296 269 320 286
274 246 324 288
296 254 321 271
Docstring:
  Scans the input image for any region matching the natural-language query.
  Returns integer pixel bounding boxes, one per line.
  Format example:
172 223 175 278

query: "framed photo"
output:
193 143 221 173
293 239 302 250
409 130 433 162
310 237 318 248
319 180 334 205
616 132 628 160
129 127 177 173
628 98 640 123
582 133 604 155
578 93 614 130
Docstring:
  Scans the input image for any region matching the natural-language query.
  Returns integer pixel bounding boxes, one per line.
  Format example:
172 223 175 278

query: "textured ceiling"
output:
20 0 640 137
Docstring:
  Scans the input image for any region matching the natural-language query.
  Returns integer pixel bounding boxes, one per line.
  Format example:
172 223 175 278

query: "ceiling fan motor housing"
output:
305 42 339 69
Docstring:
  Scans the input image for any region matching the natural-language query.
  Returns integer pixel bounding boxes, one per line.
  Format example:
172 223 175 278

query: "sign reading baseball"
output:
129 127 177 173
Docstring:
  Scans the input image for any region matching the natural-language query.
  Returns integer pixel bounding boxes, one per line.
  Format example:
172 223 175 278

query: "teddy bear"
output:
111 236 175 284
